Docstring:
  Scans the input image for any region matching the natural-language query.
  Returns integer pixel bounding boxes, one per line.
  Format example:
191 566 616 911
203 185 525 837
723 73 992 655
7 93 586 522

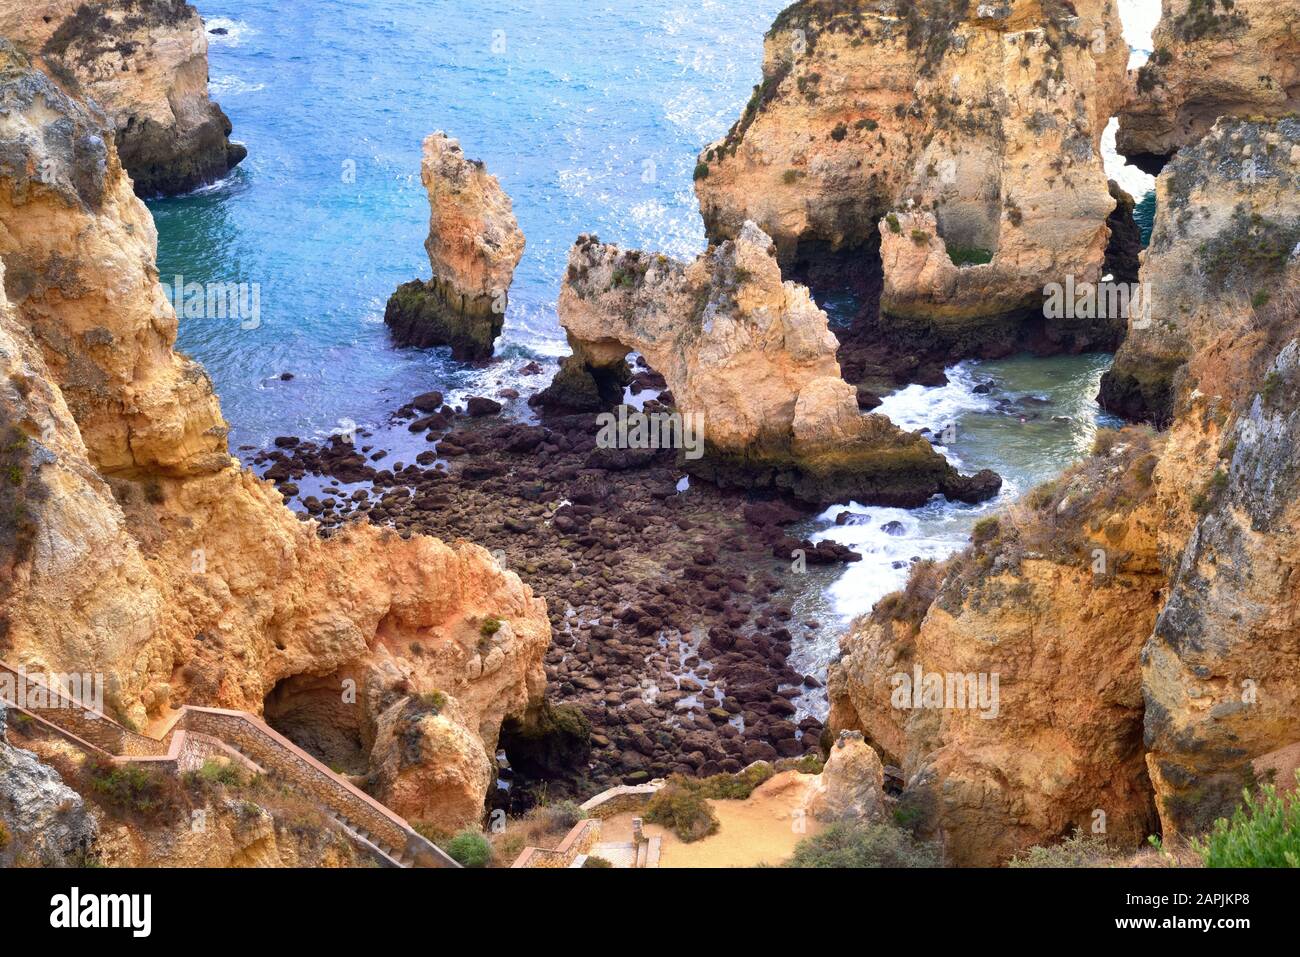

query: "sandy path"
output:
601 771 824 868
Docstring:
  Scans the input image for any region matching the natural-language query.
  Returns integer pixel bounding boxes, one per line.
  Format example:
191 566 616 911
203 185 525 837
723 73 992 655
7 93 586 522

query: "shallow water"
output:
787 353 1122 716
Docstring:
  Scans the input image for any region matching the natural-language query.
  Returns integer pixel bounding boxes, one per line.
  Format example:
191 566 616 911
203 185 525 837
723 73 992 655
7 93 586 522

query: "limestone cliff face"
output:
828 435 1166 865
1100 116 1300 426
829 117 1300 862
695 0 1126 343
385 133 525 361
1117 0 1300 172
0 46 548 832
1143 331 1300 837
1 0 246 196
540 221 1000 507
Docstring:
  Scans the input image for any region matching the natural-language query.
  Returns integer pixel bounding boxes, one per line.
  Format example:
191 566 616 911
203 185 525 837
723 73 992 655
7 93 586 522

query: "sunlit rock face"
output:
1 0 247 196
0 44 548 833
696 0 1127 348
1117 0 1300 173
539 221 1000 507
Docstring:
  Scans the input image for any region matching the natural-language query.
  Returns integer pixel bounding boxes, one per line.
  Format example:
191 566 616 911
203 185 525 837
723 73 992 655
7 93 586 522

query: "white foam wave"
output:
876 361 998 438
204 17 256 47
209 75 265 97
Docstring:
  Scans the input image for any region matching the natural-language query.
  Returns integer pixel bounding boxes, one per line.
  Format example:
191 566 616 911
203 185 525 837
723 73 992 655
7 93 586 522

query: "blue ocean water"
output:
154 1 1159 450
151 0 787 449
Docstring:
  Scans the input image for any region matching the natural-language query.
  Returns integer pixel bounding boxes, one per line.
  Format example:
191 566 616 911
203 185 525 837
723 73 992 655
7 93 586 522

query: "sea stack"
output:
536 221 1000 508
385 132 526 362
0 0 247 196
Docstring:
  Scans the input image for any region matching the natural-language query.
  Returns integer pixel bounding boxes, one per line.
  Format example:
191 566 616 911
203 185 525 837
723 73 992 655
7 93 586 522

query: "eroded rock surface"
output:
537 222 1000 507
1100 117 1300 426
2 0 246 196
0 709 98 867
696 0 1127 351
1117 0 1300 172
829 116 1300 863
0 47 548 831
385 133 525 361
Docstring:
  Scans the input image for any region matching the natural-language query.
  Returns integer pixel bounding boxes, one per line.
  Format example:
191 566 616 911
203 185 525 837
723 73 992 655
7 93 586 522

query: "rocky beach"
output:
2 0 1299 888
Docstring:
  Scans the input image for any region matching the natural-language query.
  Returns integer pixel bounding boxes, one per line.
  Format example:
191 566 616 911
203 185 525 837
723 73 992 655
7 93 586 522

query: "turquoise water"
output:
150 0 786 448
153 2 1158 449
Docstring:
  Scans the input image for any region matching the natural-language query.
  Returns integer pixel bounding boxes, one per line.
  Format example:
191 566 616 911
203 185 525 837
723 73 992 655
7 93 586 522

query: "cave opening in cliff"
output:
262 670 370 776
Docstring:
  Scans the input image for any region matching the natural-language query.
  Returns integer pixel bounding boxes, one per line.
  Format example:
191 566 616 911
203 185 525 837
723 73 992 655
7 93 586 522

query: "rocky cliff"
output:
1117 0 1300 172
2 0 247 196
0 44 548 834
537 221 1000 507
385 132 525 361
1100 116 1300 425
828 116 1300 863
695 0 1128 363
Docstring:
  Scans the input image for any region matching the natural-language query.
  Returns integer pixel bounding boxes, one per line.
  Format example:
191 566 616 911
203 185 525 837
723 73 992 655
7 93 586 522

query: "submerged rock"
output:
0 0 246 196
385 133 525 361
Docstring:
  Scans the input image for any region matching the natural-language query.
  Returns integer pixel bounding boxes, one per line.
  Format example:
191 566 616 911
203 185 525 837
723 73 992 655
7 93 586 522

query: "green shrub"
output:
446 829 492 868
693 161 709 181
971 516 1000 546
1091 428 1121 457
885 212 901 234
777 753 825 775
480 617 502 637
946 245 993 267
536 800 585 832
910 229 930 244
583 855 613 868
645 782 719 842
87 759 178 821
1194 773 1300 867
691 763 775 800
830 122 848 142
186 757 247 791
785 822 939 868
